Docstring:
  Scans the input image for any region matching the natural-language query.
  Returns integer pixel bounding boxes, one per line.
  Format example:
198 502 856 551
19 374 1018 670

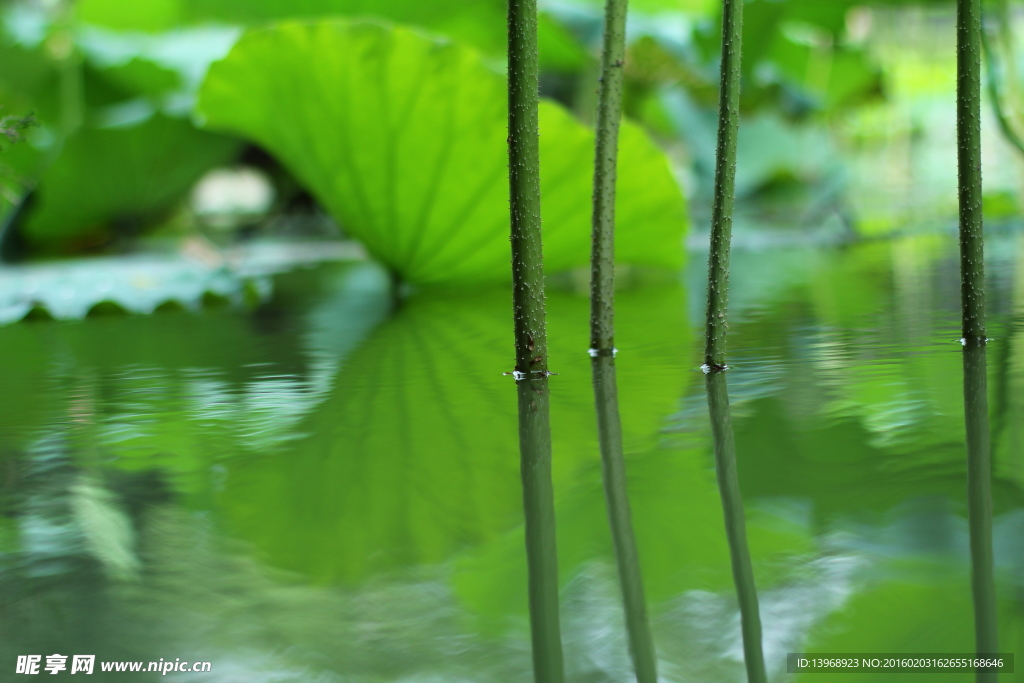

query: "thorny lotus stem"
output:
589 0 627 353
958 0 998 671
702 3 767 683
957 0 986 343
589 0 659 681
704 0 744 369
508 0 565 681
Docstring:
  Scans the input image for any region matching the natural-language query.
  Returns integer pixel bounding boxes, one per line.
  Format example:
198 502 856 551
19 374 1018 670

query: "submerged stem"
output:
508 0 564 681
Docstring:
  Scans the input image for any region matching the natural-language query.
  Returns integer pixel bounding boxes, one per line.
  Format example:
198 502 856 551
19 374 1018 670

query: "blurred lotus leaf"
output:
75 25 243 108
78 0 184 33
0 251 263 324
92 57 182 101
197 20 687 284
183 0 509 56
0 38 62 124
692 1 884 116
0 239 362 325
19 115 240 251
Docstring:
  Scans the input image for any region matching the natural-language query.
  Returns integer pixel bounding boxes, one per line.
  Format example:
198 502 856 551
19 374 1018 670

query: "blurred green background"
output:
1 0 1022 283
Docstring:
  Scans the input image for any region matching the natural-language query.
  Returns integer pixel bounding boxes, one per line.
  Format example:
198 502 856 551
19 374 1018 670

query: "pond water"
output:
1 228 1022 682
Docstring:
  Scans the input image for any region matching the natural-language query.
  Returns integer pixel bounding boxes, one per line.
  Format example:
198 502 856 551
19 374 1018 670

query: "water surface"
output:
2 230 1023 681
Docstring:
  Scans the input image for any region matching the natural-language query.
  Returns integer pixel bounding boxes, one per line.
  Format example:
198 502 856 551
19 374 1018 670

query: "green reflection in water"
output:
0 235 1023 680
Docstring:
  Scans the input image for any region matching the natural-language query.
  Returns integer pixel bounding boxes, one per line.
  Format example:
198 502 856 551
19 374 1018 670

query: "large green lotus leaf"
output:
22 115 240 248
183 0 509 56
78 0 183 32
216 282 690 583
197 20 687 284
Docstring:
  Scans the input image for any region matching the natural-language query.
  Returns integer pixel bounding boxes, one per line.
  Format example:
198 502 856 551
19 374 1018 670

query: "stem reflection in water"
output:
705 371 767 683
963 341 998 681
591 353 658 683
517 378 565 683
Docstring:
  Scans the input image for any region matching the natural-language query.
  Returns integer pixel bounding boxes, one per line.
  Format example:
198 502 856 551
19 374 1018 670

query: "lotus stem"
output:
508 0 565 680
704 0 744 369
958 0 998 672
958 0 985 343
590 0 628 354
702 3 767 682
588 0 659 680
